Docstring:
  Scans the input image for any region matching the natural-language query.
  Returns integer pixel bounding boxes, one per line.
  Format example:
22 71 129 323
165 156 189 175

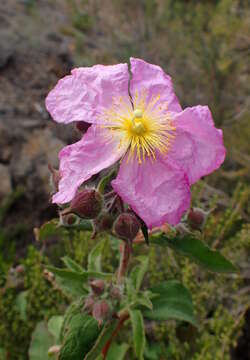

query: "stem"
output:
102 313 129 359
117 242 131 284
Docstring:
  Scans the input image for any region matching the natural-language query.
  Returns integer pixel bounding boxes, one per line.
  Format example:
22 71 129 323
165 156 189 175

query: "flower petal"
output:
53 126 129 204
46 63 130 124
112 153 190 228
129 58 182 113
168 106 226 184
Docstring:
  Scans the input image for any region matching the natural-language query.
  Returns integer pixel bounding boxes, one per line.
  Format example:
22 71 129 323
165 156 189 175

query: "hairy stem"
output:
102 313 129 359
117 242 131 284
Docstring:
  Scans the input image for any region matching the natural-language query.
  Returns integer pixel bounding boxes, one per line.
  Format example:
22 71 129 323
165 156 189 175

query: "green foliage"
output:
29 322 54 360
129 309 146 360
59 314 100 360
84 320 119 360
150 232 237 273
144 281 197 326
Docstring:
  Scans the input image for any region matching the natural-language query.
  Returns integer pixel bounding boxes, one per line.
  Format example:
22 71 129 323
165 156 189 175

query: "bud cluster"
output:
83 278 124 327
55 174 142 246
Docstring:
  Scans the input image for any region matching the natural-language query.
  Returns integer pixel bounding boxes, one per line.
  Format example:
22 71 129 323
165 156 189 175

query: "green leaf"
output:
48 316 64 344
29 322 54 360
59 314 101 360
133 292 153 310
47 266 112 298
36 220 62 242
88 238 107 272
46 266 89 298
84 320 119 360
143 280 197 326
131 256 149 292
106 342 129 360
97 169 117 194
60 297 86 342
75 219 93 231
15 290 28 321
129 309 145 360
150 232 237 273
62 256 84 272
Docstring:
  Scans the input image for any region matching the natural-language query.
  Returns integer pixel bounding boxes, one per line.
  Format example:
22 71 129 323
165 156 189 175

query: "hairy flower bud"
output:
110 285 122 300
83 295 95 313
59 212 79 227
66 189 103 219
48 345 61 356
90 279 105 295
114 213 140 242
187 207 208 231
76 121 91 134
92 300 110 326
94 211 114 233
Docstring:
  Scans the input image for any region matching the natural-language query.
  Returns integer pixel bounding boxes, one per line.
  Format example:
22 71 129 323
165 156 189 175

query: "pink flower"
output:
46 58 226 229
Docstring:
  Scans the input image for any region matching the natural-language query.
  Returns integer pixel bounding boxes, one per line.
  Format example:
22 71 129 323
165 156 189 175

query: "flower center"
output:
131 109 146 135
101 92 176 163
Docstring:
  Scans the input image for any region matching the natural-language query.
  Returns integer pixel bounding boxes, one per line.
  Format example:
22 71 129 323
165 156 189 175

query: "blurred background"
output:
0 1 249 359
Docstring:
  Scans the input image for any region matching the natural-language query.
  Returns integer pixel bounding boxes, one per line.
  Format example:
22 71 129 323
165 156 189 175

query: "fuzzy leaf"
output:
59 314 101 360
143 280 197 326
35 219 63 242
46 266 89 298
48 316 64 344
131 256 149 292
88 238 107 272
97 169 116 194
129 309 145 360
84 320 119 360
134 292 153 310
106 342 129 360
150 233 237 273
29 322 54 360
61 256 84 272
47 266 112 298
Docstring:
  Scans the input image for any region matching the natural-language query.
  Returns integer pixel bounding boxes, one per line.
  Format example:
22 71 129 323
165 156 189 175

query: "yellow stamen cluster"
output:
102 91 176 163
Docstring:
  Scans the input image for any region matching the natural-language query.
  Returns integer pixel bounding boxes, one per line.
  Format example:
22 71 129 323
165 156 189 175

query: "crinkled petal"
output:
53 126 129 204
46 63 130 124
129 57 182 113
112 153 190 228
168 106 226 184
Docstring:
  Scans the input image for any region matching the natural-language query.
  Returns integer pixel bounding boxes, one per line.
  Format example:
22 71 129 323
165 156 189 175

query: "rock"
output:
11 128 65 193
0 123 12 163
0 164 12 198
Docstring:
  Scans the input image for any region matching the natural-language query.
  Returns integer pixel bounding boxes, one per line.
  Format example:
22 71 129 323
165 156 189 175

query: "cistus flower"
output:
46 58 226 228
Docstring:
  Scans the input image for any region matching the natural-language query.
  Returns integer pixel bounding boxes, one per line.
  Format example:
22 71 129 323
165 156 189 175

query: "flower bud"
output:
83 295 95 313
59 212 79 227
110 285 122 300
92 300 110 326
66 189 103 219
15 265 25 275
187 207 208 231
90 279 105 295
48 345 60 356
114 213 140 242
94 211 114 233
76 121 91 134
